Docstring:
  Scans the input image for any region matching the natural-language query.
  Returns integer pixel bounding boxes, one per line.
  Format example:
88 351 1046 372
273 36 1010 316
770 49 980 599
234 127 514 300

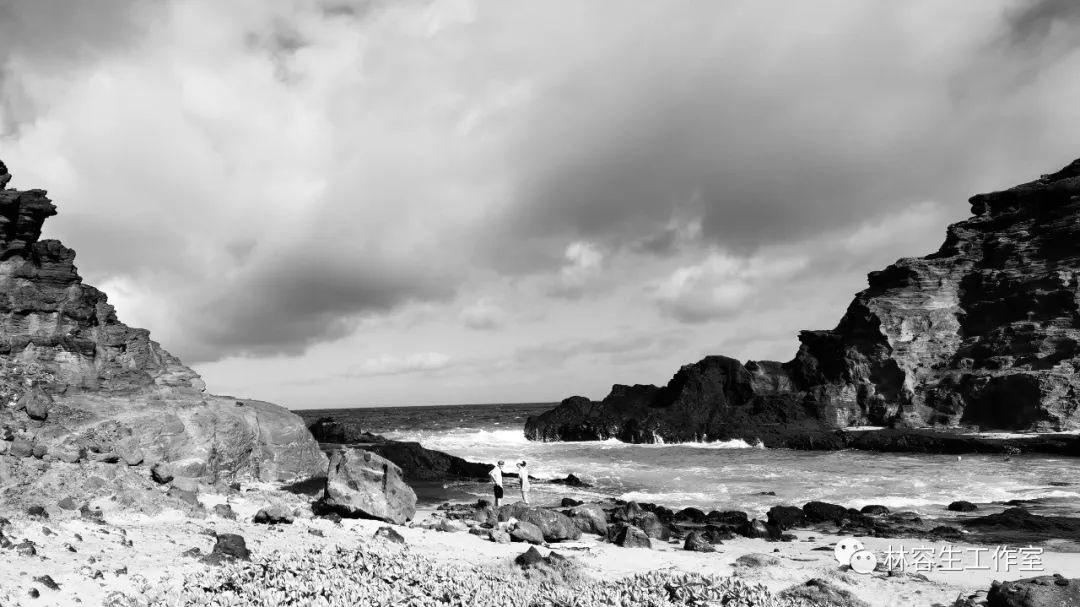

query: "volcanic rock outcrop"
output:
0 160 327 482
527 158 1080 444
306 417 492 480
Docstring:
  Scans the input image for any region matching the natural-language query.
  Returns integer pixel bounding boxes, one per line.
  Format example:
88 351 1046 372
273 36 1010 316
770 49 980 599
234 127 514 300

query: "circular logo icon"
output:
849 549 878 574
833 539 865 565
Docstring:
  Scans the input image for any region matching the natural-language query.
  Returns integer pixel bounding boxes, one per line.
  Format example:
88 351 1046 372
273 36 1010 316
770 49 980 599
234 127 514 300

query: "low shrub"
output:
106 543 801 607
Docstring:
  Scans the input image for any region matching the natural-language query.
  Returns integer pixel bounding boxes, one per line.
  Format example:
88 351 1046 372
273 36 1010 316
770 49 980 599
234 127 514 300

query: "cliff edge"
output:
526 158 1080 444
0 159 327 482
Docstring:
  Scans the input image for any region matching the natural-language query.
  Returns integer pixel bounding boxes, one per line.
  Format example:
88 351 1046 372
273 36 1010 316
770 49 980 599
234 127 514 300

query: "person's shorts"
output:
494 485 504 499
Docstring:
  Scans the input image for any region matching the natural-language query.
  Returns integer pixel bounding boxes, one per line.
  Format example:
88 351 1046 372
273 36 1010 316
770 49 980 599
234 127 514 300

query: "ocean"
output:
297 403 1080 530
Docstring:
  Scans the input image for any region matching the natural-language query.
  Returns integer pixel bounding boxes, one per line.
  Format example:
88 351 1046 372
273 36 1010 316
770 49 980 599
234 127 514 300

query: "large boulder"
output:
509 521 544 545
318 449 416 525
611 503 670 540
611 524 651 549
566 504 608 535
498 502 581 542
986 575 1079 607
683 531 715 553
767 505 806 530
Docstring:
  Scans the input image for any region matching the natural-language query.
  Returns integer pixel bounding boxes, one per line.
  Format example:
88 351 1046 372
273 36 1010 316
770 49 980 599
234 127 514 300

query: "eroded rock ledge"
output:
0 159 327 482
527 158 1080 446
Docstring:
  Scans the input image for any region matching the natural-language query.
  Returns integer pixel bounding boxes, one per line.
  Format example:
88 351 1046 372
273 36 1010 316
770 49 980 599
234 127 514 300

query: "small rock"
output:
550 474 591 487
509 521 545 545
212 504 236 520
27 505 48 518
437 518 468 533
150 463 174 485
64 543 77 553
115 566 127 576
374 526 405 544
469 527 493 541
491 530 512 544
253 505 293 525
515 546 545 568
203 533 250 565
735 554 781 568
41 526 53 536
560 498 584 508
307 528 324 537
613 525 651 549
11 438 35 458
79 505 104 522
33 575 60 590
860 505 890 516
29 588 40 598
181 547 202 558
58 497 78 510
166 486 200 508
683 531 715 553
948 500 978 512
16 539 37 556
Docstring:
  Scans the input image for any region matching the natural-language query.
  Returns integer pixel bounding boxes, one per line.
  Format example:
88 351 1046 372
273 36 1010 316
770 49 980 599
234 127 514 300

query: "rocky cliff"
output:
526 158 1080 444
0 159 327 482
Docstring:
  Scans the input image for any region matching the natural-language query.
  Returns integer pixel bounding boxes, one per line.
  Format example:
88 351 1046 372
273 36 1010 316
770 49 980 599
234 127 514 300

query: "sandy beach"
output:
2 473 1078 607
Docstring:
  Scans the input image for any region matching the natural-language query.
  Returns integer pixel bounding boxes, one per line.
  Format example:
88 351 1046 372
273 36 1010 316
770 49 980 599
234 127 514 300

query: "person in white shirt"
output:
516 461 531 505
489 460 505 507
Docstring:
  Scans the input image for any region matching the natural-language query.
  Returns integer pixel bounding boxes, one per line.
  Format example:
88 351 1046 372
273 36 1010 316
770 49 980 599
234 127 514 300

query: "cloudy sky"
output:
2 0 1079 408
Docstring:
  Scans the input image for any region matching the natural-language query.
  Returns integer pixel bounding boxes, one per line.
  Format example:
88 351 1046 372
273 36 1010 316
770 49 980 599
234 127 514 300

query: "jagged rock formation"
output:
306 417 492 480
0 160 327 482
527 158 1080 444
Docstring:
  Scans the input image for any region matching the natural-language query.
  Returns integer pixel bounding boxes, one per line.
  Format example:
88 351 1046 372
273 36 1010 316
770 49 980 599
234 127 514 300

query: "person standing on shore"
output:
516 461 531 505
489 460 505 508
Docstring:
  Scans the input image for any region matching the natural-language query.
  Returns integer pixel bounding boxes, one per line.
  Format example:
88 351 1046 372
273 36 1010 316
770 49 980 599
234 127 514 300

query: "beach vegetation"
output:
105 543 800 607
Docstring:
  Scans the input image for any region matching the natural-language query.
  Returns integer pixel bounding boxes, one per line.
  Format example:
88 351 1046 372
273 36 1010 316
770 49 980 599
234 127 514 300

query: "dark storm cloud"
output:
180 253 456 361
0 0 148 65
1005 0 1080 44
491 2 1080 271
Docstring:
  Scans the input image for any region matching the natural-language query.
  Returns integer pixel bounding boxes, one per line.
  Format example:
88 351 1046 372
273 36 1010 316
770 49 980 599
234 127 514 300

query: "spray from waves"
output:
383 428 762 452
619 490 730 504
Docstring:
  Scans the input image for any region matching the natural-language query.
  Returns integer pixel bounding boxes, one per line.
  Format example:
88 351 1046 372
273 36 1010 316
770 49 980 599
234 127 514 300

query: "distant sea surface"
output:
297 403 1080 528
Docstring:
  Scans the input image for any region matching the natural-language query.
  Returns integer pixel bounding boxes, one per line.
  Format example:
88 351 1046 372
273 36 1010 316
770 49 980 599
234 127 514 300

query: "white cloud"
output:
655 253 808 323
460 298 508 330
547 241 604 298
348 352 451 377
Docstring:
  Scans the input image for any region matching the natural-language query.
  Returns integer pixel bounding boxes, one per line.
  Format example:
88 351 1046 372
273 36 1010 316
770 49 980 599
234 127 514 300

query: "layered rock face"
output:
527 158 1080 443
0 160 327 481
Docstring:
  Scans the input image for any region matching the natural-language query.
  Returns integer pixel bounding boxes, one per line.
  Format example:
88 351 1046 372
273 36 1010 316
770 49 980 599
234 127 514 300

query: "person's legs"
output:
522 488 529 505
494 484 503 508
